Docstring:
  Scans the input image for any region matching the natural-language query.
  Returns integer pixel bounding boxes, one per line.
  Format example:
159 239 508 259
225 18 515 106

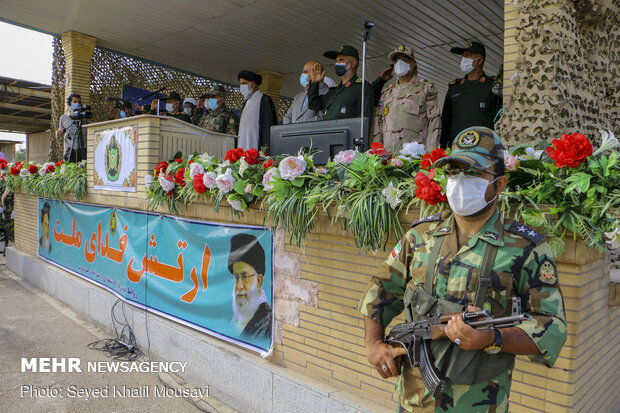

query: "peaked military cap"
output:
324 45 359 60
161 91 182 101
450 41 486 58
388 45 415 62
435 126 504 173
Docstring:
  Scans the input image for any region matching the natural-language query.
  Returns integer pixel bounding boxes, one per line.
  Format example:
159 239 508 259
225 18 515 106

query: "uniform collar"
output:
338 74 359 88
428 208 504 247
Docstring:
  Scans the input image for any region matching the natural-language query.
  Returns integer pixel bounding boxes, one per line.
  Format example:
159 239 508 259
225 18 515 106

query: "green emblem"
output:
457 130 480 148
105 135 122 182
109 210 118 235
483 301 492 313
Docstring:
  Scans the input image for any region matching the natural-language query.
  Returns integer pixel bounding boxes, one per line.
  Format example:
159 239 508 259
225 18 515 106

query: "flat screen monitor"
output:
270 117 370 164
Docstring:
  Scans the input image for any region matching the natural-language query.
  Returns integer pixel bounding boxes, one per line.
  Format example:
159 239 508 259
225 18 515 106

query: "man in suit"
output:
238 70 277 154
283 61 329 124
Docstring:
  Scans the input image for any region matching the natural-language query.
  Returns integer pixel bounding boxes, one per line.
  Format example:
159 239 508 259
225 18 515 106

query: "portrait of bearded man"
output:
228 233 272 341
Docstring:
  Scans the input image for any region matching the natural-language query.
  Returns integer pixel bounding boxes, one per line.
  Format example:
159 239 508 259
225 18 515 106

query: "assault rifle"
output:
384 297 531 397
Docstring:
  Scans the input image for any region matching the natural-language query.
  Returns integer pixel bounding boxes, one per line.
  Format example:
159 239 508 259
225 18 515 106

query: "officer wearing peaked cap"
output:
307 45 374 121
440 41 502 149
359 127 566 412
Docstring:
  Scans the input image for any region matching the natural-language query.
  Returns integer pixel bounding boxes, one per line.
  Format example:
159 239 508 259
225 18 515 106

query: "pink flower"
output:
334 149 357 165
244 183 254 193
158 173 175 193
315 167 329 174
216 169 236 193
262 167 279 191
390 158 404 167
189 162 205 179
278 155 307 181
203 171 217 189
504 153 519 171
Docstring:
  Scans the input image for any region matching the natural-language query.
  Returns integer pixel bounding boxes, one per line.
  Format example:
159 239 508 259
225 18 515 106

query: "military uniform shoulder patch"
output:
449 79 458 86
355 78 362 83
411 213 442 228
390 241 402 259
426 92 437 101
538 259 557 284
506 221 545 245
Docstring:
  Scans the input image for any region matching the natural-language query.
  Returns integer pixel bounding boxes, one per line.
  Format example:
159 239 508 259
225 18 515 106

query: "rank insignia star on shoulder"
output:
411 213 442 227
507 221 545 245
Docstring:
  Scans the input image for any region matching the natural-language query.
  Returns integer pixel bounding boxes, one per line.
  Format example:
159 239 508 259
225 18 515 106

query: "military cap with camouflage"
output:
435 126 504 173
201 84 227 99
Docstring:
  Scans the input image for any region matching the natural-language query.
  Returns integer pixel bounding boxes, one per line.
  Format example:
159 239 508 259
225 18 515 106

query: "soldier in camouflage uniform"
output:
359 127 567 412
197 85 239 135
373 46 441 151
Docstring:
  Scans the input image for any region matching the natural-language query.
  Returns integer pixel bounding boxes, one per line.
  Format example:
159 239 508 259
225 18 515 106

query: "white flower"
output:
39 162 55 176
504 153 519 171
216 160 230 174
605 226 620 249
189 162 205 179
144 174 153 187
244 183 254 194
334 149 357 165
400 142 426 159
228 197 244 211
390 158 404 167
238 158 249 176
216 168 236 193
60 164 66 175
278 155 307 181
158 173 175 192
593 130 619 156
20 168 29 177
262 167 279 191
199 153 214 164
382 181 402 209
519 147 544 161
203 172 217 189
315 167 329 174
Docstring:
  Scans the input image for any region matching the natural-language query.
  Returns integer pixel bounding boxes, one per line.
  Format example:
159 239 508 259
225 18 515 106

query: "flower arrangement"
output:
3 160 86 200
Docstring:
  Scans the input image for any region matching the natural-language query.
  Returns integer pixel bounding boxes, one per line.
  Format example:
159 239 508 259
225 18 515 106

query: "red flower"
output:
45 164 56 174
225 148 244 163
414 170 447 205
545 133 592 168
262 159 274 169
421 148 447 170
0 159 7 169
154 161 169 176
28 164 39 174
192 173 206 193
167 191 174 198
369 142 389 156
174 158 183 163
56 160 64 167
188 159 194 165
174 168 186 187
243 148 260 165
10 162 23 176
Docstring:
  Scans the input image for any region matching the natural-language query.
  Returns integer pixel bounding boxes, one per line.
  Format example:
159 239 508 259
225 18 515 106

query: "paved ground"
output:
0 256 237 413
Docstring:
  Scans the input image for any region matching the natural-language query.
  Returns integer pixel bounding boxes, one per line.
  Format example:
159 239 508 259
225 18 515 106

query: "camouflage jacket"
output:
359 209 567 412
373 76 441 151
197 107 239 135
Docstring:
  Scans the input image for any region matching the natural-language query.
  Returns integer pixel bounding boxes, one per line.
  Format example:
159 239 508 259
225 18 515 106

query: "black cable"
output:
87 299 142 360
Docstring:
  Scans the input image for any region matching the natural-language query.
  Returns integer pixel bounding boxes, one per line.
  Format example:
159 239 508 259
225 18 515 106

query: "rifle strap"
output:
425 236 445 294
473 243 498 309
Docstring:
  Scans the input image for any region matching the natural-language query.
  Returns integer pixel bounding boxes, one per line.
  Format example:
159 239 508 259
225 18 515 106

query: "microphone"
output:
137 87 167 102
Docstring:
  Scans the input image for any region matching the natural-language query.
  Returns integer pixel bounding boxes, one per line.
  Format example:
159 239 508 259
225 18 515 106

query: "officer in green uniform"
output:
307 45 374 121
359 127 567 412
439 42 502 148
160 91 192 123
197 85 239 135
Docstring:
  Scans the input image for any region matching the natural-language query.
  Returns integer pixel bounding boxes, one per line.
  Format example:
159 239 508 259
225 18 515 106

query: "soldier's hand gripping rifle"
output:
384 297 531 398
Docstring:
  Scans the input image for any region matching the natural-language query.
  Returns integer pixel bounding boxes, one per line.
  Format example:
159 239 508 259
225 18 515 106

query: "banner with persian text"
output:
37 199 273 355
93 126 137 192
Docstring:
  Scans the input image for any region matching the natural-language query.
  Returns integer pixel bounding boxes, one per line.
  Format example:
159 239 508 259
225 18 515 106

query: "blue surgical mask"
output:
71 102 80 110
166 103 174 112
208 98 219 110
120 111 127 118
299 73 309 88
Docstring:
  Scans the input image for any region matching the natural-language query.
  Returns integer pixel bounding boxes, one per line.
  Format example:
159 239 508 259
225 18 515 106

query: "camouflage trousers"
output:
396 364 512 412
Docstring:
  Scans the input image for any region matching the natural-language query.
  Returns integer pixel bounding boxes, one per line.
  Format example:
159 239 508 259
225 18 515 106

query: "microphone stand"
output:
355 20 374 151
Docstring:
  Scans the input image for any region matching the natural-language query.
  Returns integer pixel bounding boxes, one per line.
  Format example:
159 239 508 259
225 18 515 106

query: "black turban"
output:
228 233 265 276
237 70 262 86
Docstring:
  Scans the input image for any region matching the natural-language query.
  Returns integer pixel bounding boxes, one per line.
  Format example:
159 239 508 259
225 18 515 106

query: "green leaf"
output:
252 185 264 197
233 179 247 195
520 209 546 228
291 177 305 187
547 237 566 258
564 172 591 194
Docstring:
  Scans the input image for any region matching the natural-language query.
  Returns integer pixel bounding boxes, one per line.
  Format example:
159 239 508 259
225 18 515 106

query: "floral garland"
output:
4 131 618 254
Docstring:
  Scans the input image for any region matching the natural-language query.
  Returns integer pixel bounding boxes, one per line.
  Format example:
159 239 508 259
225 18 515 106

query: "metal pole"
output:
357 21 374 151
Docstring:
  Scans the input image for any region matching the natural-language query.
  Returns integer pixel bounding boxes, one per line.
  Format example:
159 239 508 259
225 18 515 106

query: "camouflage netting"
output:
50 38 291 162
497 0 619 146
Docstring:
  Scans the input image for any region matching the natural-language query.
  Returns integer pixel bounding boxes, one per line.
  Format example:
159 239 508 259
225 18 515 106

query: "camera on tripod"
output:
69 104 93 121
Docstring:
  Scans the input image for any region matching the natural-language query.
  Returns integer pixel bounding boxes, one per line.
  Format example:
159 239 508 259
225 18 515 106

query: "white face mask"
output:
165 103 174 112
184 107 193 116
394 59 411 77
446 172 498 216
460 57 478 74
240 84 253 100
